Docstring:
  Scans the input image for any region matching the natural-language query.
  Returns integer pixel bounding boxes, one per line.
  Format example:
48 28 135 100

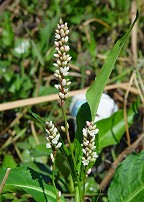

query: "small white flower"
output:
83 141 89 146
65 36 68 42
64 88 69 93
53 63 58 67
58 191 61 197
50 153 55 163
61 24 65 29
59 92 65 99
87 168 92 175
46 143 51 148
92 152 98 158
54 54 59 58
61 126 66 132
59 18 63 24
89 128 99 136
82 149 86 154
57 60 61 66
60 67 69 76
67 56 72 62
67 81 71 86
56 142 62 148
54 41 59 46
55 34 61 39
65 30 69 35
64 45 70 52
54 84 59 89
52 134 60 144
82 159 89 166
62 79 67 86
83 129 88 137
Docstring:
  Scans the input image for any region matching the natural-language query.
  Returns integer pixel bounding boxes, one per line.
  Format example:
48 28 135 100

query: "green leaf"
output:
2 155 17 169
85 177 99 194
108 151 144 202
86 12 139 120
76 102 91 143
39 16 59 52
0 166 65 202
75 102 91 164
28 108 45 125
96 108 136 151
2 13 14 46
31 144 51 157
31 40 44 66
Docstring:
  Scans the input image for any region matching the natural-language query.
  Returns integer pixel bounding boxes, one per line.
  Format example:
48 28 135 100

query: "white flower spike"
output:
54 18 71 104
45 121 62 161
81 121 99 167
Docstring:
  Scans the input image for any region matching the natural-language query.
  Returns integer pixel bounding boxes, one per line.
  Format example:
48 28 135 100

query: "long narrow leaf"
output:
86 12 139 120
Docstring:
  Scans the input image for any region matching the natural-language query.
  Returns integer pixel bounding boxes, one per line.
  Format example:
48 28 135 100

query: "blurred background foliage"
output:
0 0 144 201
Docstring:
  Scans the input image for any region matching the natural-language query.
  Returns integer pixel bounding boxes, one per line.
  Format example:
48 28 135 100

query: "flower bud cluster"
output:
45 121 62 152
54 18 71 101
81 121 99 166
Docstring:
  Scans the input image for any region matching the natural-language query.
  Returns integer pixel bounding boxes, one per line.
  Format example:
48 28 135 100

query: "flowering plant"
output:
0 14 138 202
41 17 138 201
45 19 99 201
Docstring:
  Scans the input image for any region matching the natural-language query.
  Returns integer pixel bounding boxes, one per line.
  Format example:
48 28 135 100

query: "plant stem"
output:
74 184 81 202
82 168 86 201
61 103 82 201
61 103 71 145
52 151 58 201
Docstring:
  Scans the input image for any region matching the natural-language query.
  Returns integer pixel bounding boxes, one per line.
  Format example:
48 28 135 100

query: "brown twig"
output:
96 54 131 63
0 168 11 194
123 73 135 146
31 121 40 145
81 17 111 29
100 133 144 191
0 0 11 13
131 0 137 66
0 83 139 112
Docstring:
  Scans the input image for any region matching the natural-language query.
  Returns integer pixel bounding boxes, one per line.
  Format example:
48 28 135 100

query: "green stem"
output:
61 104 77 173
82 169 87 201
61 104 71 145
61 104 82 201
74 184 81 202
52 152 58 201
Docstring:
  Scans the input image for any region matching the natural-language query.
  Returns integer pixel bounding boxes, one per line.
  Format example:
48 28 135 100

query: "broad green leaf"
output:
86 12 139 120
21 162 52 179
108 151 144 202
2 155 17 169
96 107 136 151
0 166 65 202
